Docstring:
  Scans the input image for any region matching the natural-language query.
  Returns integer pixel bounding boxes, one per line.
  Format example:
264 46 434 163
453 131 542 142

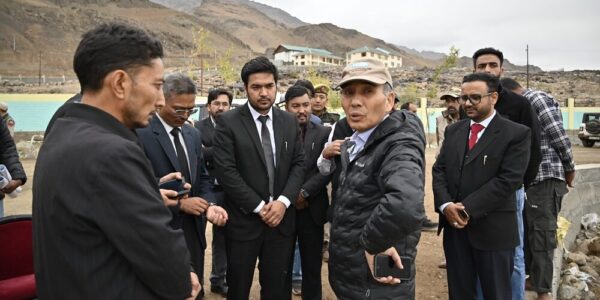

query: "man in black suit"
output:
33 23 200 299
194 87 233 297
137 73 228 298
472 47 542 299
433 72 531 300
213 57 305 300
283 86 331 299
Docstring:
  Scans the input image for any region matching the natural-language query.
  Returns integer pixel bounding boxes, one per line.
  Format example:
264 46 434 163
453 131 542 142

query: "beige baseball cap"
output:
0 102 7 111
439 93 459 100
338 58 392 88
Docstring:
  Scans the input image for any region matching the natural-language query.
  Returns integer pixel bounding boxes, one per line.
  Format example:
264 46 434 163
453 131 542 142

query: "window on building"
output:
361 52 367 57
301 62 305 66
301 55 305 59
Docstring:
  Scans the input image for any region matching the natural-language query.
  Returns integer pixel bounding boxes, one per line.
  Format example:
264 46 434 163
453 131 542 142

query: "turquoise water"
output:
5 101 64 132
2 97 594 133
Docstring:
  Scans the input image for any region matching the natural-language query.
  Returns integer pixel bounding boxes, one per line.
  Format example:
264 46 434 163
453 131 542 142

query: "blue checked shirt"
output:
523 89 575 184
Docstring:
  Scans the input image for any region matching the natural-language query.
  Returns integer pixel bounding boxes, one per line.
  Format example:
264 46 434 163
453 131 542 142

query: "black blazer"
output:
213 104 305 240
432 113 531 251
136 115 215 251
33 104 192 299
195 117 216 172
299 121 331 226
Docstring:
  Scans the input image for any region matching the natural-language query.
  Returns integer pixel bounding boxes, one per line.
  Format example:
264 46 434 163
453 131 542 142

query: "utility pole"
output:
12 34 16 52
38 51 42 86
526 44 529 89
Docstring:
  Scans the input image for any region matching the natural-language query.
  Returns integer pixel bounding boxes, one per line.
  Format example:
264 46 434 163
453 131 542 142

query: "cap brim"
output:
440 94 459 100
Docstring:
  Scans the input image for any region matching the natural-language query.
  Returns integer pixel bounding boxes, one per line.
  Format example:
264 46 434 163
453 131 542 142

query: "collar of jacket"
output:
62 102 139 143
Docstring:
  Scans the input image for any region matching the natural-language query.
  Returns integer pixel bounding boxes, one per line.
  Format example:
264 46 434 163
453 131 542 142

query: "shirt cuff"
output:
317 154 334 175
277 195 291 208
439 202 452 215
253 200 266 213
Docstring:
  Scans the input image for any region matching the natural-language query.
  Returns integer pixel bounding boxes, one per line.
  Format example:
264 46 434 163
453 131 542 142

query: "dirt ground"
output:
4 145 600 299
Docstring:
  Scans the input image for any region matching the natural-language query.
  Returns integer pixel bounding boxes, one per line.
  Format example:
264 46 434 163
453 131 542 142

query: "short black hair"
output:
163 73 196 101
400 102 413 110
284 86 310 102
462 72 500 93
472 47 504 68
293 79 315 97
499 77 522 91
73 23 164 92
207 88 233 105
240 56 278 86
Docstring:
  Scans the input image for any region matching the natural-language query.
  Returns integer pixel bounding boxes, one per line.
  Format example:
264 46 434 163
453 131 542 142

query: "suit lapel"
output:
464 115 500 166
182 125 198 185
273 109 285 170
455 121 469 167
151 116 179 171
304 122 317 160
239 105 267 169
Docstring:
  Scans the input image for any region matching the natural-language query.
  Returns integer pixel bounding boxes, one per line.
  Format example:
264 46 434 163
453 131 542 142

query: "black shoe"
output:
211 284 228 297
421 218 438 231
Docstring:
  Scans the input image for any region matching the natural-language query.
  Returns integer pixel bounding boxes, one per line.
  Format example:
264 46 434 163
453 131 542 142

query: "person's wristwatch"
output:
300 189 310 199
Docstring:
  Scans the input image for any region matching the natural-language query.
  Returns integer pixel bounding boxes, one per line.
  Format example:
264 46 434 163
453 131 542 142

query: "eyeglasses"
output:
459 92 494 104
174 108 198 116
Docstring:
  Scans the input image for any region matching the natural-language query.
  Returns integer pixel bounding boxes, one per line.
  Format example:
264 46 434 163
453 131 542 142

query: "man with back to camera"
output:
33 23 200 299
472 47 542 300
136 72 228 299
195 87 233 297
212 56 305 300
283 85 331 299
0 118 26 218
433 72 531 299
501 77 575 300
321 58 426 299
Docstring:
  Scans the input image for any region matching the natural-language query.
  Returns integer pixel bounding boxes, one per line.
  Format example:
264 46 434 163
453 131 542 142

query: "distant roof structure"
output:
274 44 333 56
292 51 343 60
347 46 401 56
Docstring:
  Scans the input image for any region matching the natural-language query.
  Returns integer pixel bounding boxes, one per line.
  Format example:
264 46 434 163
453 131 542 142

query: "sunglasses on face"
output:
459 92 494 104
174 108 198 116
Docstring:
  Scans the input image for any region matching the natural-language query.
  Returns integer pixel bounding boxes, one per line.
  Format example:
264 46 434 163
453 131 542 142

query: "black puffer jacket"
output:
0 119 27 200
328 111 426 299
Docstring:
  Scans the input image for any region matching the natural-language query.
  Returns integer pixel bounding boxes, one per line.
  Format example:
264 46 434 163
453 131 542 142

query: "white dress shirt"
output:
157 114 191 173
439 110 496 214
247 103 290 212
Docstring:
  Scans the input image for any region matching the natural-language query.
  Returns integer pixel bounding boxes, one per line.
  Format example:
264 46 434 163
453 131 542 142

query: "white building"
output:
346 46 403 68
273 44 338 66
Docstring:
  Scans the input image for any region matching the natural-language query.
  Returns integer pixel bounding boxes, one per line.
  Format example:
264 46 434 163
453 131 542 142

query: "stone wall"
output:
553 164 600 295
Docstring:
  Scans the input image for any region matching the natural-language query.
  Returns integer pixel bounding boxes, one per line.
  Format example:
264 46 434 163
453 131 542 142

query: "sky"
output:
254 0 600 71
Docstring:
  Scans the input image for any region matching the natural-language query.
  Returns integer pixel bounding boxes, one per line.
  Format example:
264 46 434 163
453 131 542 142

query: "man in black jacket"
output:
321 58 426 299
195 87 233 297
0 119 26 217
33 23 200 299
283 86 331 299
473 47 542 300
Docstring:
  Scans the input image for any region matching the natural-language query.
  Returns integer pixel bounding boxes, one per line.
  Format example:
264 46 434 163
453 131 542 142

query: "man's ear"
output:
106 70 130 100
490 91 499 106
386 92 396 111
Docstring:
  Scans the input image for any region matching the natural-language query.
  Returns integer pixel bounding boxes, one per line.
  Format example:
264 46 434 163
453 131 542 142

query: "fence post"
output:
568 98 575 130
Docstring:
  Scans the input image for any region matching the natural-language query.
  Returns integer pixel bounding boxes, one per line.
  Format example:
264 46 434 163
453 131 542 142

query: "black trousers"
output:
210 189 227 287
443 225 514 300
524 179 568 293
226 226 294 300
294 209 324 300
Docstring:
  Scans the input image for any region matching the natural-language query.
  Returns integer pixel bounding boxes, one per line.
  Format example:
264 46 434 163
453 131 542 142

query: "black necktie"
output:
170 128 191 183
258 115 275 196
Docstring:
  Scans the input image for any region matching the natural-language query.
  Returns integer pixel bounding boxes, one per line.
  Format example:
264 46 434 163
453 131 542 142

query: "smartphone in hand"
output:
373 254 412 280
159 179 184 191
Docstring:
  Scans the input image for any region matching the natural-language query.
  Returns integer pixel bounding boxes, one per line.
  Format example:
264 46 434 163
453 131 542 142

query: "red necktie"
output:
468 123 485 150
